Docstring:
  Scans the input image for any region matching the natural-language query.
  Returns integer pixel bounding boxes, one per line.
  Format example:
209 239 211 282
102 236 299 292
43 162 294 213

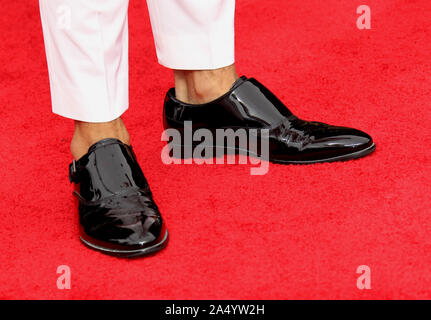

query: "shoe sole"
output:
271 142 376 164
80 229 169 258
170 142 376 164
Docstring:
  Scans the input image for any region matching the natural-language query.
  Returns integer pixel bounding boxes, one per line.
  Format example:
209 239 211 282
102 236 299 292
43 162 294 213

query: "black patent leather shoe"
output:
69 138 168 258
163 76 375 163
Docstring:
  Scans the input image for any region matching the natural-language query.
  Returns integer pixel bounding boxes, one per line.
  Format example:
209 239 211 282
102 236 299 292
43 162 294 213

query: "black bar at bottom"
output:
2 300 429 318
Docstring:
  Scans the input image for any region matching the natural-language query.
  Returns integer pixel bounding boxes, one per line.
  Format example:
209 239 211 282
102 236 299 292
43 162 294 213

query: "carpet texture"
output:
0 0 430 299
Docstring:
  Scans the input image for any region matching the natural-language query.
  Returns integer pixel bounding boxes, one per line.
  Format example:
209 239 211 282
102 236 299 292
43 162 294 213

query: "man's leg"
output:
39 0 168 257
173 66 239 104
146 0 238 104
39 0 130 159
148 0 375 163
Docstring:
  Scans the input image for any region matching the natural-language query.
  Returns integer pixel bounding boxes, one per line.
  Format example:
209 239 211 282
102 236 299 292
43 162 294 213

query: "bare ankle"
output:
70 117 130 160
174 64 239 104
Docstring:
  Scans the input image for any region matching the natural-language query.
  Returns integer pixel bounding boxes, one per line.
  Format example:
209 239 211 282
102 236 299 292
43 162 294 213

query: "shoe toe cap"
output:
128 214 165 247
319 128 373 149
80 193 167 251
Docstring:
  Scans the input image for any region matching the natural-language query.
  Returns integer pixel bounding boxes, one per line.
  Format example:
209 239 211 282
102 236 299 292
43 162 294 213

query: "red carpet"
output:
1 0 431 299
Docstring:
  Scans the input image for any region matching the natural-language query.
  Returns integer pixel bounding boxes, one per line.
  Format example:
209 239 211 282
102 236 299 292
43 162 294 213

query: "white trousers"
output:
39 0 235 122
